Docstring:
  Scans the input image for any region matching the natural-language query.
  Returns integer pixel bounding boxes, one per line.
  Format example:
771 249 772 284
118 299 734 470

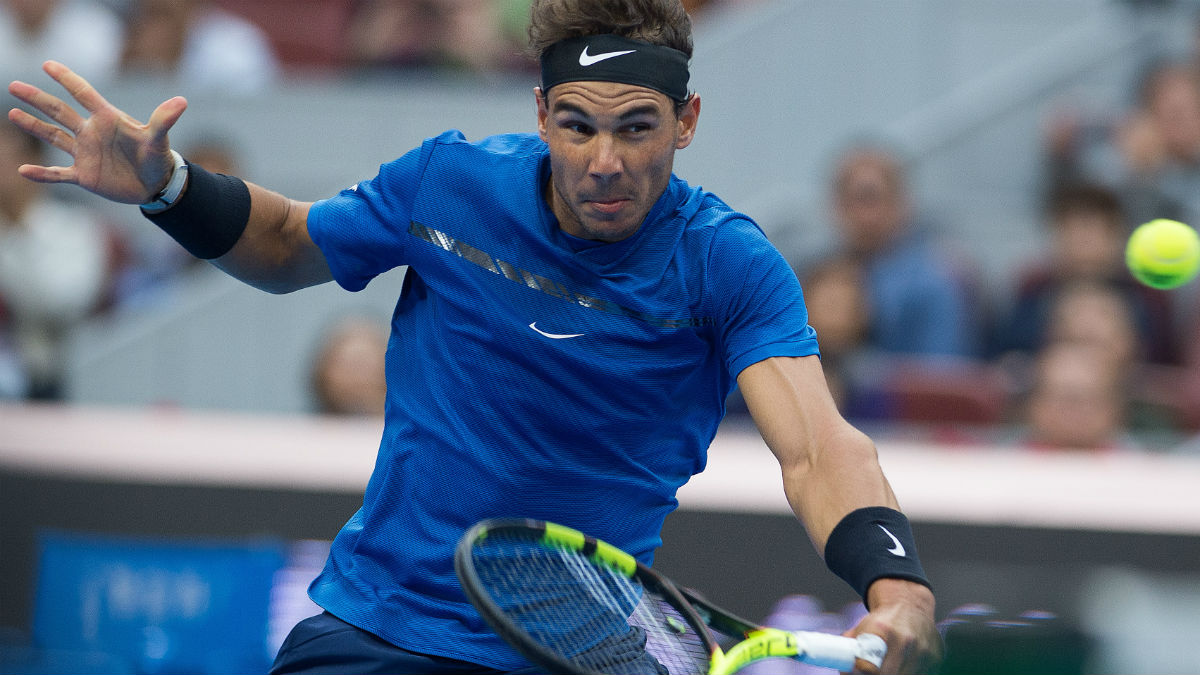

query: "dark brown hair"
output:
527 0 693 60
1044 183 1125 231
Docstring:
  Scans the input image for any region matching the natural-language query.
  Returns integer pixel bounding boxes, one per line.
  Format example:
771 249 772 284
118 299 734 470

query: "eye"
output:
560 120 594 136
622 121 656 137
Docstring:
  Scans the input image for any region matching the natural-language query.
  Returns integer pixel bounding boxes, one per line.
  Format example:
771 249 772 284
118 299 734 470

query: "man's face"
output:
1149 68 1200 161
537 81 699 242
833 152 909 255
1051 210 1124 279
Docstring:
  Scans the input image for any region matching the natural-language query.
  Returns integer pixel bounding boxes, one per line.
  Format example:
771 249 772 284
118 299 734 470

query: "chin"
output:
583 223 640 243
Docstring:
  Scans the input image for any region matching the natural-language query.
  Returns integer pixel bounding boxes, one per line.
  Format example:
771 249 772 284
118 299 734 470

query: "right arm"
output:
7 61 332 294
208 183 331 294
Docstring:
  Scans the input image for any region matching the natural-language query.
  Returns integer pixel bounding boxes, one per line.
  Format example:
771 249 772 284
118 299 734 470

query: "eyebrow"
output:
551 101 662 121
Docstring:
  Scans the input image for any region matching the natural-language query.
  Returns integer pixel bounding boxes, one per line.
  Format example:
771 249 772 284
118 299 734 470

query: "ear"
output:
675 93 701 150
534 87 550 142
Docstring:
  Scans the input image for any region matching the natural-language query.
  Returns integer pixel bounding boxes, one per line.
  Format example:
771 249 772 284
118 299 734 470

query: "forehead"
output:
546 81 674 117
837 154 901 189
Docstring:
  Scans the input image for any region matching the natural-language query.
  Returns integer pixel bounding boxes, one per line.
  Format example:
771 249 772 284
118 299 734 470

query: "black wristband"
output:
824 506 931 605
142 161 251 260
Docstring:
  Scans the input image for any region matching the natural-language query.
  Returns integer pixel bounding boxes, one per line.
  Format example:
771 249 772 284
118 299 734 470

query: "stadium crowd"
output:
2 0 1200 455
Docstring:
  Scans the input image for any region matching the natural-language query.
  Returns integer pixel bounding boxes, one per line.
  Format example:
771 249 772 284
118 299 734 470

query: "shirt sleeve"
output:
710 218 820 378
306 133 448 292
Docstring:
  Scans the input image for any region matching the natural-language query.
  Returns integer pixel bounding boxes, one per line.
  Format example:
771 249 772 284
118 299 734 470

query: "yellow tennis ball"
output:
1126 219 1200 289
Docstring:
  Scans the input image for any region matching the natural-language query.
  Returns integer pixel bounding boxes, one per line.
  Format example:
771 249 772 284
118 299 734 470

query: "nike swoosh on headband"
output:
529 322 584 339
878 525 906 557
578 46 636 67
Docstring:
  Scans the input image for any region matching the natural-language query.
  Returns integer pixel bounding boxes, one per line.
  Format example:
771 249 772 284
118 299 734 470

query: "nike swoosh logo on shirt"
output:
578 46 636 66
529 322 584 339
878 525 906 557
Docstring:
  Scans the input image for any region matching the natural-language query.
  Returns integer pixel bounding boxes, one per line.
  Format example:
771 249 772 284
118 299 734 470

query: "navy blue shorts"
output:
269 612 520 675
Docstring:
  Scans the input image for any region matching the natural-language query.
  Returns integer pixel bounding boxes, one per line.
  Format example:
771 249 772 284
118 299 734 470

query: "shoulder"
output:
396 132 545 202
670 182 796 296
677 183 777 263
674 179 766 242
365 131 542 183
428 130 546 158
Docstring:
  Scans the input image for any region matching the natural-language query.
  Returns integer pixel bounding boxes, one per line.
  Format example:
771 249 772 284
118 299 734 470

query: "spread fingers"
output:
8 79 85 136
7 107 77 155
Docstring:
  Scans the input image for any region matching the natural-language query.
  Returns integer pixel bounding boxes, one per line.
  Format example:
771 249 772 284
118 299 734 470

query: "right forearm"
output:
143 160 330 294
210 182 330 294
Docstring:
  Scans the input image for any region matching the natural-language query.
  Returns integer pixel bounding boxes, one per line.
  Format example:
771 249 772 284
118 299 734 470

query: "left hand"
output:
845 578 942 675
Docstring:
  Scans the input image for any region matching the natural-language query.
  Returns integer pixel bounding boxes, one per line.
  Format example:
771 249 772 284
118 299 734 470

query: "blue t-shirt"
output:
305 130 818 670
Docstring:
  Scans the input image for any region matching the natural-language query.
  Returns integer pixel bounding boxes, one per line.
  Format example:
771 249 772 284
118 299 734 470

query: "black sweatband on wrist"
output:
142 161 251 260
824 506 931 606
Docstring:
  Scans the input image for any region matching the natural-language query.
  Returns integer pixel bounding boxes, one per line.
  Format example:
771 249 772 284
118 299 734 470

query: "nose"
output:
588 134 622 181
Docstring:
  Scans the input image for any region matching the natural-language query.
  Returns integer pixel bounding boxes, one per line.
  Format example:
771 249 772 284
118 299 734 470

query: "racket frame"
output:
455 518 879 675
455 518 723 675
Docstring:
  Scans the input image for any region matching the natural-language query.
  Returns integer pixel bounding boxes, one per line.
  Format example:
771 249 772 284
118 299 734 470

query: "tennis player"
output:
8 0 941 672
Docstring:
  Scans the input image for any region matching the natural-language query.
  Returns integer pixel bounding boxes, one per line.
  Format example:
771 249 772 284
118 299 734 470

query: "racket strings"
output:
558 546 638 619
632 595 715 674
470 534 714 674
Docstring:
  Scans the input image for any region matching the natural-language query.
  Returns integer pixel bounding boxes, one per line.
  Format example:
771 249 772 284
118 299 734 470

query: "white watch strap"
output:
140 150 188 214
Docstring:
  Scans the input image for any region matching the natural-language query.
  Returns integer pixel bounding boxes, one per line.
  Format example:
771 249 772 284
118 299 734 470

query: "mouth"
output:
585 198 631 215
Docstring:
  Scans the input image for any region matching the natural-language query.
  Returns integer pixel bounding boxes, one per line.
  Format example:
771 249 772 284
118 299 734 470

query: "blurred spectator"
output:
992 183 1178 365
309 316 388 417
0 0 124 85
811 142 982 360
180 133 241 175
118 0 280 94
0 113 114 399
1019 341 1138 453
205 0 355 71
344 0 526 74
798 255 889 420
1046 58 1200 228
339 0 764 75
1012 280 1177 442
1042 280 1145 376
1053 280 1198 435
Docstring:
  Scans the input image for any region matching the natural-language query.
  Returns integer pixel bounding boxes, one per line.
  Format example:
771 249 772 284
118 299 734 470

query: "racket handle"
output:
793 631 887 671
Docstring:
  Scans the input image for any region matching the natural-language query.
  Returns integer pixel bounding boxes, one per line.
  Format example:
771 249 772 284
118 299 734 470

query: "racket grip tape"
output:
711 630 886 675
794 631 886 671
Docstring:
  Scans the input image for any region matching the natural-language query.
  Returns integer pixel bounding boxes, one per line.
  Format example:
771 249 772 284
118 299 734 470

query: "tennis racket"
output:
454 518 886 675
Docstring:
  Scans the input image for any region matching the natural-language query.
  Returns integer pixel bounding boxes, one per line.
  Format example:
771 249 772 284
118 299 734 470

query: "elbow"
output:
833 424 882 469
796 422 881 478
246 272 319 295
210 245 330 294
255 278 307 295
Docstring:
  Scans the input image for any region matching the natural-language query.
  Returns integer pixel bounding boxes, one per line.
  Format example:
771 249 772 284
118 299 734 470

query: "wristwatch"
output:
140 150 189 214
